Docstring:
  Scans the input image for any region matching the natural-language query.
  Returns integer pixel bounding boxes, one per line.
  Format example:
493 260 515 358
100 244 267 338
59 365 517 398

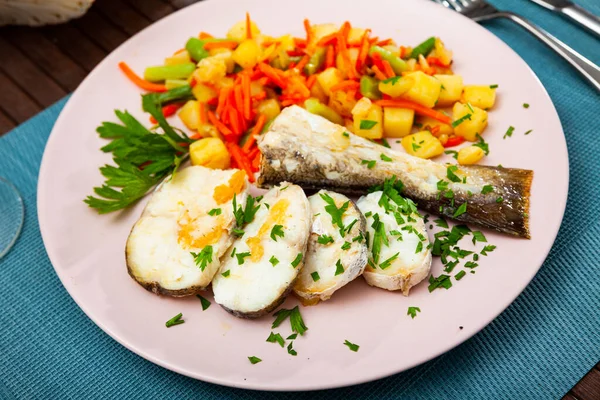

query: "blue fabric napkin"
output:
1 0 599 398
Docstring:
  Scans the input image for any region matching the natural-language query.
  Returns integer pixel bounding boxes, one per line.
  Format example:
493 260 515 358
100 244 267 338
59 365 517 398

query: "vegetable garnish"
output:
481 185 494 194
472 231 487 245
196 294 211 311
451 113 472 128
208 208 222 216
473 134 489 155
523 103 530 108
360 119 378 129
341 241 351 250
379 252 399 270
524 129 533 135
266 332 285 347
453 203 467 217
236 251 251 265
270 224 285 241
248 356 262 364
291 253 303 268
503 126 515 139
489 84 499 89
496 196 504 203
445 150 458 159
191 246 213 271
335 259 345 276
287 342 298 356
428 274 452 291
272 306 308 335
481 245 497 255
455 270 466 280
320 193 349 230
446 165 461 183
165 313 184 328
311 271 321 281
380 153 393 162
361 159 377 169
221 270 231 277
407 306 421 319
317 234 334 245
269 256 280 267
343 340 360 352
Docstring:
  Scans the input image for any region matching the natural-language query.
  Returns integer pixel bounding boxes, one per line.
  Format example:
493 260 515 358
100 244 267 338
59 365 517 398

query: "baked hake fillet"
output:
126 166 249 296
293 190 368 305
212 183 311 318
357 190 432 295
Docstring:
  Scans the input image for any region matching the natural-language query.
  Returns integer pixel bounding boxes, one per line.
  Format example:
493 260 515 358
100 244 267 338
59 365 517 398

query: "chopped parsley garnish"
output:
269 255 280 267
380 138 391 148
365 211 372 217
236 251 251 265
208 208 221 216
352 232 364 242
317 234 334 245
291 253 303 268
466 103 474 113
360 119 378 130
407 307 421 319
335 259 345 275
446 165 461 182
434 220 448 231
271 306 308 335
496 196 504 203
320 193 349 230
415 241 423 253
195 294 210 310
221 270 230 277
270 224 284 241
445 150 458 159
428 274 453 292
382 76 402 85
361 159 376 169
231 247 237 257
411 142 421 152
343 131 350 137
370 213 388 264
279 185 289 191
340 219 358 237
380 153 393 162
165 313 184 328
343 340 360 352
489 84 498 88
481 185 494 195
248 356 262 364
451 113 472 128
266 332 285 347
437 180 449 191
503 126 515 139
453 202 467 217
472 231 487 245
473 134 489 155
287 342 297 356
286 333 298 340
524 129 533 135
379 252 399 269
480 245 497 255
190 246 213 271
341 241 351 250
311 271 320 281
465 261 478 269
523 103 529 108
232 228 245 236
455 270 466 280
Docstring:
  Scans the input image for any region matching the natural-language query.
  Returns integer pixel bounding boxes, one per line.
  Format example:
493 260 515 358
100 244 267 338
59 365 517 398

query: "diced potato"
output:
311 23 339 46
328 90 357 118
401 131 444 159
260 43 277 63
457 146 485 165
461 85 496 109
198 123 222 140
434 38 453 67
317 67 344 96
192 83 217 103
215 76 235 90
434 74 463 106
257 99 281 121
165 51 192 66
383 108 414 138
335 48 359 79
416 115 453 136
352 98 383 139
452 102 488 142
305 98 343 125
232 39 259 69
227 20 260 42
209 48 235 73
250 81 264 96
194 56 227 84
178 100 201 130
189 137 231 169
276 34 296 53
310 79 329 103
398 71 442 108
348 27 366 45
378 76 414 98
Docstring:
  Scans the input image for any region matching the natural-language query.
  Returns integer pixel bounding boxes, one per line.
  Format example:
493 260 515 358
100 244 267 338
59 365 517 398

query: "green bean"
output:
185 38 210 62
165 79 189 90
410 37 435 59
144 63 196 82
304 47 327 75
155 85 194 105
360 76 382 100
368 46 407 74
304 98 343 125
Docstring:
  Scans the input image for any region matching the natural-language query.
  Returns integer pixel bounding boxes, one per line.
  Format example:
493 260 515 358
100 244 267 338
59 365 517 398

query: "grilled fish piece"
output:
257 106 532 238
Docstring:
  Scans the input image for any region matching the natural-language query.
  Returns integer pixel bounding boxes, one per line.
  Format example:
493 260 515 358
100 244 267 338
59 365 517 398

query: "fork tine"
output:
446 0 464 11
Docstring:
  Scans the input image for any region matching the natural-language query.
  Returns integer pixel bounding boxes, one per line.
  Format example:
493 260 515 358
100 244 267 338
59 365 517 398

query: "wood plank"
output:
43 24 106 72
168 0 200 9
0 36 67 107
73 8 128 53
126 0 175 22
571 368 600 400
4 27 87 92
95 0 152 36
0 108 16 136
0 70 42 124
563 393 582 400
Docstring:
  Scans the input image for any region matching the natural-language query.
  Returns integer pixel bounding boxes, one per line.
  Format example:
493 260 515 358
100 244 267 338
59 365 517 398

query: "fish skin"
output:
257 106 532 238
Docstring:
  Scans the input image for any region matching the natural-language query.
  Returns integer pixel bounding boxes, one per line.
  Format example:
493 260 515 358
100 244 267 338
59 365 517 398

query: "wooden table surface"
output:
0 0 598 398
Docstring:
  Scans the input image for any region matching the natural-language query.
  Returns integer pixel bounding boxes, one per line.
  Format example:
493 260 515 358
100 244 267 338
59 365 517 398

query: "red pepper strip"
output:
375 99 452 124
207 111 235 140
306 75 317 90
381 60 395 79
444 136 465 147
399 46 407 59
190 77 197 88
294 38 307 47
304 18 312 45
250 149 261 171
246 12 252 39
376 38 393 46
317 32 338 47
227 143 255 182
118 62 166 92
207 97 218 106
252 91 267 101
287 50 305 57
426 56 450 67
149 103 182 124
430 125 441 135
258 63 287 88
371 65 387 81
242 114 266 153
199 102 207 125
249 146 260 160
295 55 310 72
370 52 386 71
250 69 264 80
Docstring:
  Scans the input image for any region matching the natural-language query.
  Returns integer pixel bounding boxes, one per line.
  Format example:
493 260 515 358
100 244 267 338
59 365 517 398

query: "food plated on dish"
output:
84 13 534 361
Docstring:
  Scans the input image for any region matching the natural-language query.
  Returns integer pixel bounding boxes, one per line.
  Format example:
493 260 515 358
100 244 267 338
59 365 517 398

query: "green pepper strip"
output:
410 37 435 59
185 37 233 62
304 47 327 75
360 76 382 100
144 63 196 82
368 46 407 74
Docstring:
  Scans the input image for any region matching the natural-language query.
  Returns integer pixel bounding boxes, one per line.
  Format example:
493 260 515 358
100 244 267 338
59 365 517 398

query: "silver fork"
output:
434 0 600 92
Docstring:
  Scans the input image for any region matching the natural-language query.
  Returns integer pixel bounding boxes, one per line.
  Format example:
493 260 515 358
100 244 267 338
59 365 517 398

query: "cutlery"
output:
529 0 600 38
433 0 600 92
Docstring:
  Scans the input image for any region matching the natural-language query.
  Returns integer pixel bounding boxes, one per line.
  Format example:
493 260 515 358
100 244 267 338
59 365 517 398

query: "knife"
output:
529 0 600 38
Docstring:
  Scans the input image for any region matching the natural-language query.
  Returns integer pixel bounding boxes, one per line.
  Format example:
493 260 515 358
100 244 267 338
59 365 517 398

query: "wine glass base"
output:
0 177 24 259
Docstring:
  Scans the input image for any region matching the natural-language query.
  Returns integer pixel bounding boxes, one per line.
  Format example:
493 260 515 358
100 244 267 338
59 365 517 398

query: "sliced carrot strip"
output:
330 80 360 92
199 32 213 39
234 85 244 115
356 29 371 72
242 73 252 121
216 87 231 117
325 45 335 69
173 48 186 55
248 147 260 160
371 65 387 80
227 143 255 182
118 62 166 92
295 55 310 72
381 60 395 79
258 63 287 88
306 74 317 90
242 113 266 153
208 111 234 138
246 12 252 39
303 19 312 45
204 41 238 50
294 38 307 47
199 102 207 124
376 38 393 46
430 125 441 135
375 99 452 124
229 106 242 136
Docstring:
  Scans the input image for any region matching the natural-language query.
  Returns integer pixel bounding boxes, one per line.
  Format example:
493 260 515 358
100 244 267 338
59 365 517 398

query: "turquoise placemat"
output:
1 0 599 398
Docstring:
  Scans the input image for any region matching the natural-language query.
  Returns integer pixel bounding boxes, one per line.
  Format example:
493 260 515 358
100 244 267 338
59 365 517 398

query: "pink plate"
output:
37 0 568 391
